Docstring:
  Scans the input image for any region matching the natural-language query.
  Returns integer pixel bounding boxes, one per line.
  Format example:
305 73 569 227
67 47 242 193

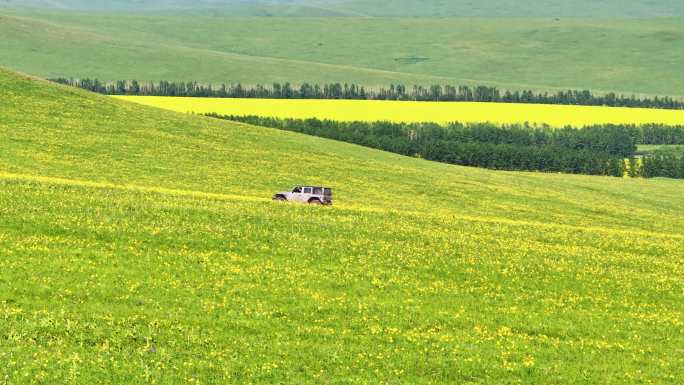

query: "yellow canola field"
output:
114 96 684 127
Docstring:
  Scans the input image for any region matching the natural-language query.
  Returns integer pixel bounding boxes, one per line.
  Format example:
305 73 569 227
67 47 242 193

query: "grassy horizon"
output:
4 0 684 18
2 10 684 97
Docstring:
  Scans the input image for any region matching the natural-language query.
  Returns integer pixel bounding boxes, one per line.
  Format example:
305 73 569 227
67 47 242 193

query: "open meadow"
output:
114 96 684 127
2 1 684 383
0 9 683 96
1 69 684 383
5 0 684 17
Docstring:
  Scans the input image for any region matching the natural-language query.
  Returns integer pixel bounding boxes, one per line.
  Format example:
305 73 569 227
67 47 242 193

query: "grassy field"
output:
5 0 684 18
637 144 684 157
1 10 684 96
114 96 684 126
321 0 684 18
1 69 684 383
0 1 352 16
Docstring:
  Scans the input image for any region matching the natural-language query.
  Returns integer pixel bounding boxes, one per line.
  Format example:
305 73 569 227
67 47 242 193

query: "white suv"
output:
273 186 333 205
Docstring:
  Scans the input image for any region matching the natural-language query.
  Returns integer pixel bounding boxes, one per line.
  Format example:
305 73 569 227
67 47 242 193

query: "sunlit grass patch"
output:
1 68 684 384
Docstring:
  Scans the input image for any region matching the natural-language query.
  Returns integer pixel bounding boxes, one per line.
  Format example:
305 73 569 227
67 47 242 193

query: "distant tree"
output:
50 78 684 110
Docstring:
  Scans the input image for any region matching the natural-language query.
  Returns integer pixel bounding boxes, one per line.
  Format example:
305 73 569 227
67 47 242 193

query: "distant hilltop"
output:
4 0 684 18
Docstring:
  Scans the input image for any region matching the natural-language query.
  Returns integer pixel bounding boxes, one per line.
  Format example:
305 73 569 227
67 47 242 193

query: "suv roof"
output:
295 185 331 189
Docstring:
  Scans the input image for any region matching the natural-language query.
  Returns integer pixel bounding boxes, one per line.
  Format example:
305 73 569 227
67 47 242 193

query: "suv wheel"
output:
274 196 286 201
308 199 322 205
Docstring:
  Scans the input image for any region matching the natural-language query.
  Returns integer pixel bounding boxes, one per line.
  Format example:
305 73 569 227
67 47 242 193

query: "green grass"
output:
1 69 684 384
5 0 684 18
324 0 684 18
637 144 684 157
0 0 356 16
2 10 684 96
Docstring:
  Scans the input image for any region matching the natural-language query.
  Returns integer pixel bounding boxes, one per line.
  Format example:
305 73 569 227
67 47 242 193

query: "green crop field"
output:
1 9 684 96
1 68 683 383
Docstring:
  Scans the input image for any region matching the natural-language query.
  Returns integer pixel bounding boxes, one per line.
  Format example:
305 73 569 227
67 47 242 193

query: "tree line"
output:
639 155 684 178
638 125 684 145
50 78 684 110
207 114 684 179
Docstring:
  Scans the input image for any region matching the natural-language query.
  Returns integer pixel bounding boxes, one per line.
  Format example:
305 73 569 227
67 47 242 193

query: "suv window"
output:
303 187 312 194
293 187 302 193
313 187 323 195
324 188 332 196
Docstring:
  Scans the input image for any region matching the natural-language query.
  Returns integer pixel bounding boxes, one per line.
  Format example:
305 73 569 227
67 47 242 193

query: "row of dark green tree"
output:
638 125 684 145
638 155 684 178
208 114 684 179
50 77 684 110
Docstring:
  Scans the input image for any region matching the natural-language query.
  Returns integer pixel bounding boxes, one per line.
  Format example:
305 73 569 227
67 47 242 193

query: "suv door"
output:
291 186 304 201
301 187 313 202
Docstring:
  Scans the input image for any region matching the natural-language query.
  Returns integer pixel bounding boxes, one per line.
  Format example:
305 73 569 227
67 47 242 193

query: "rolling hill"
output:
327 0 684 18
1 68 683 383
1 10 684 96
4 0 684 18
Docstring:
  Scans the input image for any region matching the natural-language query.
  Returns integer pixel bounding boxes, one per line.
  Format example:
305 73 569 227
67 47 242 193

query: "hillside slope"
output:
1 68 683 383
2 11 684 96
326 0 684 18
4 0 684 17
